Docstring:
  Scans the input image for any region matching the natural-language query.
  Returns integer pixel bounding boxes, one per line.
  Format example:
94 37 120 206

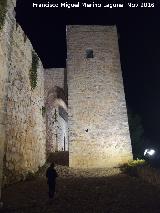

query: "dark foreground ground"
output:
2 153 160 213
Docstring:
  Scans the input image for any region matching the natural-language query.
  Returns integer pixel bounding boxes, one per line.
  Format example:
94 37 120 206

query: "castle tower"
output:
67 25 133 168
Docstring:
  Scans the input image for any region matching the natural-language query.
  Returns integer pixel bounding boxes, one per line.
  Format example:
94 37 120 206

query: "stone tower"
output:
67 25 133 168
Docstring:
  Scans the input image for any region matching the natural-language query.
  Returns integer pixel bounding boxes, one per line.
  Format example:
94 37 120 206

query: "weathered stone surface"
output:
0 5 134 201
67 25 133 168
44 68 64 102
44 69 68 153
0 0 46 188
0 0 16 200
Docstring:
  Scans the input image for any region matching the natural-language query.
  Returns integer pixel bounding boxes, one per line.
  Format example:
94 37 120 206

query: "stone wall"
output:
46 105 68 152
57 107 68 151
0 0 16 199
44 69 68 153
0 0 46 187
67 25 133 168
44 68 64 102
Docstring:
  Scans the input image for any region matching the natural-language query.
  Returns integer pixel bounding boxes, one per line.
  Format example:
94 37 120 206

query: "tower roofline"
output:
66 25 117 32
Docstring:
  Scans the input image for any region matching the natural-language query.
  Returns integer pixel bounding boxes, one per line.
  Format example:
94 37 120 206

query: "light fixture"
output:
144 148 156 156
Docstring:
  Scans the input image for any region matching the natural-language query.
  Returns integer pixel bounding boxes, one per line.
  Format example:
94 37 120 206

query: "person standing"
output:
46 162 58 200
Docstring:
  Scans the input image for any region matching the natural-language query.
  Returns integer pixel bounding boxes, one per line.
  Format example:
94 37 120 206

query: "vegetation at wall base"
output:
29 51 39 90
0 0 7 30
121 159 146 176
25 171 36 181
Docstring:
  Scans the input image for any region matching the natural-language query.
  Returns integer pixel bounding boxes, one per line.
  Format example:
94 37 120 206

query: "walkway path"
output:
1 156 160 212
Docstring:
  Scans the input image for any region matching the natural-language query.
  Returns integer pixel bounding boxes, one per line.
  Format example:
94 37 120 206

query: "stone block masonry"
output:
0 2 133 201
67 25 133 168
4 27 46 185
0 0 17 200
0 0 46 188
44 68 64 102
44 69 68 153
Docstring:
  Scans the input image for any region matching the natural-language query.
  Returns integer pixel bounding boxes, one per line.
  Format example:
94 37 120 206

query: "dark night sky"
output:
15 0 160 144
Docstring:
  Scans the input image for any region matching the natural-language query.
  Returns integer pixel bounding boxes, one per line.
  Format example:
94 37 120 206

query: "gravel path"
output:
0 152 160 213
1 163 160 213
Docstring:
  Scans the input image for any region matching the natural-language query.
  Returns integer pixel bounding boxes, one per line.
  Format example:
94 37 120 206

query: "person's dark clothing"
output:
46 167 58 199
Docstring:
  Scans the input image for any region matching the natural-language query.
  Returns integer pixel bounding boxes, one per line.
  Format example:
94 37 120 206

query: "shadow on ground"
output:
2 171 160 213
2 153 160 213
47 151 69 166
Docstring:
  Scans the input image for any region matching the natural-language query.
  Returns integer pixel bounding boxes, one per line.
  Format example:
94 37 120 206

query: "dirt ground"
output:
1 153 160 213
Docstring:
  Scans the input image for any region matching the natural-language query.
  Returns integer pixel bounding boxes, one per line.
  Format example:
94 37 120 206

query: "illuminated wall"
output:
67 25 133 168
0 0 16 199
44 69 68 153
0 0 46 187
